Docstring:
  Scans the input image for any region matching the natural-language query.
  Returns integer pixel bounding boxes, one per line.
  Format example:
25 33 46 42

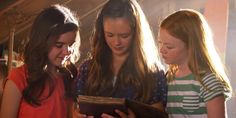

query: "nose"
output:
159 46 167 54
114 36 121 45
62 46 72 55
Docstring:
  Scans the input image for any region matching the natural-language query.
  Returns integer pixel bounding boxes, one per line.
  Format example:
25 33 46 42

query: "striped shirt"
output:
167 73 230 118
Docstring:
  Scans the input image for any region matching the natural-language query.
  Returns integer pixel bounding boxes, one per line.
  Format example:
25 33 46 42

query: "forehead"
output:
57 31 76 43
103 17 131 33
159 28 184 45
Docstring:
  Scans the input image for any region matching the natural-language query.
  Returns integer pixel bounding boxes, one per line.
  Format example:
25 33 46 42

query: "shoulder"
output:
200 73 230 101
8 64 27 81
154 69 166 81
77 59 92 72
201 73 221 87
7 64 28 93
153 69 167 89
77 59 92 80
150 69 167 105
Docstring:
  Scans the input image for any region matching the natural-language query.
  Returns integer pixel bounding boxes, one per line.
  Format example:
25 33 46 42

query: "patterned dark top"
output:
76 60 167 106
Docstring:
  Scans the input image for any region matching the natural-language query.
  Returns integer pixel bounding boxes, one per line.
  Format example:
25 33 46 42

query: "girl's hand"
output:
72 103 94 118
74 110 94 118
101 109 136 118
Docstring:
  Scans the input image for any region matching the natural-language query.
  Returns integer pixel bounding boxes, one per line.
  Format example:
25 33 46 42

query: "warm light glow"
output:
201 14 232 97
136 2 164 71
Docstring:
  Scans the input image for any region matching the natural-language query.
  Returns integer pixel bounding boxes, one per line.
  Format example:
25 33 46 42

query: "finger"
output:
127 109 136 118
101 113 113 118
76 113 87 118
115 109 127 118
87 116 94 118
75 110 87 118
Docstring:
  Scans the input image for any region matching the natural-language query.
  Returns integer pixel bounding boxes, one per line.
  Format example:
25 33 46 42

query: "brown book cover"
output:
77 95 168 118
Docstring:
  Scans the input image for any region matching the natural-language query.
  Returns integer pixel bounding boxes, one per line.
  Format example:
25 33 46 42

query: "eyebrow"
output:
159 41 174 46
55 41 64 44
104 31 131 35
56 39 75 44
164 43 174 46
104 31 112 34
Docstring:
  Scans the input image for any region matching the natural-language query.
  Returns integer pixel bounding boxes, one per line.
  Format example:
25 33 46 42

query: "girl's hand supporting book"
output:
101 109 136 118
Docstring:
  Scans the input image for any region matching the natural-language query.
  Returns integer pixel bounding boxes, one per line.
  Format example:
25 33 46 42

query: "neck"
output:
47 65 61 78
112 54 128 76
175 63 192 78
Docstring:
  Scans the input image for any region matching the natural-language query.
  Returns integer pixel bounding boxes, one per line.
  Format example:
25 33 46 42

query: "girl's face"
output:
103 17 133 58
158 28 188 66
48 31 76 67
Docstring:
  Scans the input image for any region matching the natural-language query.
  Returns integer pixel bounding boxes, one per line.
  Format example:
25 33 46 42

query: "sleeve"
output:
199 73 230 102
76 61 89 96
150 70 167 107
7 66 27 93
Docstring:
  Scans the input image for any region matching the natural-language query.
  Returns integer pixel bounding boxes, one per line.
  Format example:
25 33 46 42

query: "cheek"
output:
48 48 60 58
48 49 55 60
166 49 180 57
171 50 187 60
171 53 180 59
104 36 110 43
104 39 112 48
105 38 110 43
123 38 132 47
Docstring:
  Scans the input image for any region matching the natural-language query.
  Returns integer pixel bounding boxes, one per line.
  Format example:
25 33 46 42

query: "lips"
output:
58 57 65 60
113 46 123 52
114 45 123 49
56 58 64 63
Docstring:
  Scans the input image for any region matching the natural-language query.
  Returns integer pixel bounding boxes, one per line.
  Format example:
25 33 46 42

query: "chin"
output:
114 50 128 56
54 61 63 67
163 60 171 65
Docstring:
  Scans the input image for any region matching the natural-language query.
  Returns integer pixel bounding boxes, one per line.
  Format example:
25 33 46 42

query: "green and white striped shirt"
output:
167 73 230 118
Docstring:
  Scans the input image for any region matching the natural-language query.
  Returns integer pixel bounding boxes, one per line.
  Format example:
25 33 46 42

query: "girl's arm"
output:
207 95 227 118
153 70 167 110
151 102 165 112
0 80 21 118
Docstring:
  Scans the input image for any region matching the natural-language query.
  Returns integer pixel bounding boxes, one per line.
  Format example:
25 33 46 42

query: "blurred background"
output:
0 0 235 117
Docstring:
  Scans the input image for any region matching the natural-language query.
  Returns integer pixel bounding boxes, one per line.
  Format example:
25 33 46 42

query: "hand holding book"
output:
77 95 168 118
100 108 136 118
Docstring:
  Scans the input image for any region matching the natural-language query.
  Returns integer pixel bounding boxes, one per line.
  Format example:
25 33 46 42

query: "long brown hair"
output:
85 0 163 103
23 4 80 105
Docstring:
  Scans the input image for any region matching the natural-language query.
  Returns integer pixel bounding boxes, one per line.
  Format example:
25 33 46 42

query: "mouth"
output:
114 46 123 50
61 56 70 64
112 47 123 52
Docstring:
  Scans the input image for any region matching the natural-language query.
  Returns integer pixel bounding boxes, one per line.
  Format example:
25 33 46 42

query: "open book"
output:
77 95 168 118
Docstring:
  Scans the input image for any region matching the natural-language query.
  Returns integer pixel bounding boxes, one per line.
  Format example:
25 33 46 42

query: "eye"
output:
55 42 64 48
120 34 130 39
166 46 174 49
106 33 113 37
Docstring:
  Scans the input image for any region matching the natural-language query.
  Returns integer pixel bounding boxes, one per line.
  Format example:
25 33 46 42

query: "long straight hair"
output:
85 0 163 103
160 9 232 96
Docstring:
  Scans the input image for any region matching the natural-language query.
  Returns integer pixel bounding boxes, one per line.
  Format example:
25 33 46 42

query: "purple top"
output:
76 60 167 106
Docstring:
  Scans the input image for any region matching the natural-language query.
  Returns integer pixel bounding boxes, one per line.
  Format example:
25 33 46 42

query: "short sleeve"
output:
76 60 90 96
200 73 231 102
7 65 27 93
150 70 167 106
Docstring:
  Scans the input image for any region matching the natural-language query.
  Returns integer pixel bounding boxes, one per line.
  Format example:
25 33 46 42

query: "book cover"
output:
77 95 168 118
